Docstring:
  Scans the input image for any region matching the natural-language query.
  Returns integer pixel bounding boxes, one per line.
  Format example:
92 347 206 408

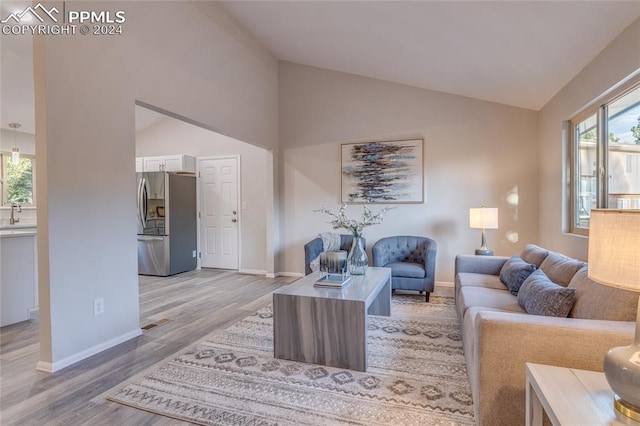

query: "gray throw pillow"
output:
520 244 549 267
539 252 585 287
500 255 537 295
517 269 577 317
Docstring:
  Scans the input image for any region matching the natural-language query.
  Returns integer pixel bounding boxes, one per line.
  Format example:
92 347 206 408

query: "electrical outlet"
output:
93 298 104 316
192 250 196 258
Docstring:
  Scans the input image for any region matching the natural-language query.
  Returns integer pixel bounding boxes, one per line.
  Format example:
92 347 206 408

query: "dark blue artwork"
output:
341 139 423 203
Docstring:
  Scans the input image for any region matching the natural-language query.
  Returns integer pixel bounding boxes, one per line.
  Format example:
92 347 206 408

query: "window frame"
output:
0 152 37 207
567 75 640 235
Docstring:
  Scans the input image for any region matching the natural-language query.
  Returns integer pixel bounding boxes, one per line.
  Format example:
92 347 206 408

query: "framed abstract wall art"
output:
341 138 424 204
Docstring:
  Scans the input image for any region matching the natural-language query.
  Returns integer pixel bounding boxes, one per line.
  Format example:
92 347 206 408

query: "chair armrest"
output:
422 238 438 274
372 240 389 267
304 237 323 275
455 254 509 276
471 310 635 425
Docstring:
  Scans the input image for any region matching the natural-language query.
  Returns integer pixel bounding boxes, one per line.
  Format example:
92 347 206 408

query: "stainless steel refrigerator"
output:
136 172 197 276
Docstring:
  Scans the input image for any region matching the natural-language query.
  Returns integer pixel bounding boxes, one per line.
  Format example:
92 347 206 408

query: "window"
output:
568 80 640 234
1 153 35 206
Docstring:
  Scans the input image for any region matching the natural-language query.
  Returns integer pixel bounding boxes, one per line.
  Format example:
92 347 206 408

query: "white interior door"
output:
199 157 239 269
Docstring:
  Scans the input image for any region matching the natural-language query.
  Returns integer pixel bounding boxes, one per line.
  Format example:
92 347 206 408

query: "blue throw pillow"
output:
500 255 537 295
517 269 577 317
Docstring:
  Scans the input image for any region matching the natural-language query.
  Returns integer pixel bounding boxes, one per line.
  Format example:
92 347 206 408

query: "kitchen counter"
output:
0 223 37 229
0 228 37 238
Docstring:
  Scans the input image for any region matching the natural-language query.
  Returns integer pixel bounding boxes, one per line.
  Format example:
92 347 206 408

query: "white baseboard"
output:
276 272 304 278
36 328 143 373
29 306 39 321
435 280 454 288
265 273 276 278
239 269 267 276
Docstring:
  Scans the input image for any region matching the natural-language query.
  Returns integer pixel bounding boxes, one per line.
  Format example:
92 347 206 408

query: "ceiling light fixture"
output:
8 123 21 165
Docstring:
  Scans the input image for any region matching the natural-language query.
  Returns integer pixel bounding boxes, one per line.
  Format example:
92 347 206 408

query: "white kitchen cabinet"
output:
135 157 144 173
1 230 37 326
163 155 192 172
143 157 164 172
139 155 196 173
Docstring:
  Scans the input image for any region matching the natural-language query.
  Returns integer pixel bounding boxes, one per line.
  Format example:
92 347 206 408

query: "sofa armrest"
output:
454 254 509 276
471 310 634 425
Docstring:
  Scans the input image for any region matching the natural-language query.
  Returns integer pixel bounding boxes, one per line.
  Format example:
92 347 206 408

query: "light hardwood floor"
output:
0 270 453 425
0 269 295 425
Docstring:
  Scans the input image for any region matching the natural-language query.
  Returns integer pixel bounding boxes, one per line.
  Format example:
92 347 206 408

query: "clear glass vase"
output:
348 235 368 275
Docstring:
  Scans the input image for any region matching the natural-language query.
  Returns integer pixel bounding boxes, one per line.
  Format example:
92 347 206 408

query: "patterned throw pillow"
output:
500 255 537 295
517 269 577 317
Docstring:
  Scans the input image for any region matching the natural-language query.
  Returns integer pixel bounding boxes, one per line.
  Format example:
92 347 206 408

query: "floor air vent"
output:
141 318 171 331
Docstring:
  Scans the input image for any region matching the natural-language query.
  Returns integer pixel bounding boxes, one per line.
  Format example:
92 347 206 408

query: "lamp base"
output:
614 396 640 424
475 248 494 256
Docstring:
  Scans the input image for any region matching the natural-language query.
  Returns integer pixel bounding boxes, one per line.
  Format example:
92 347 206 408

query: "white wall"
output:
538 17 640 260
33 1 278 371
136 116 269 273
279 63 539 282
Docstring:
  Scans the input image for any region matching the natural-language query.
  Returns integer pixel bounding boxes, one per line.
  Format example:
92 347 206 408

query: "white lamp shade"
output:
469 207 498 229
588 209 640 291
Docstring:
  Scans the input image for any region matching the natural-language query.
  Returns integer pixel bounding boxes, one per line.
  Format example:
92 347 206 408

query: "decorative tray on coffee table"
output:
314 274 352 288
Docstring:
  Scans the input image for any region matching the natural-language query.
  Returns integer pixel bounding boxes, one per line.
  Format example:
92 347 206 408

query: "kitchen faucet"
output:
10 203 21 225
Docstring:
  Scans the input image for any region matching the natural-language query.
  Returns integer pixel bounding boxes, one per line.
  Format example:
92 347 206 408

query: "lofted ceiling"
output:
218 0 640 110
2 1 640 135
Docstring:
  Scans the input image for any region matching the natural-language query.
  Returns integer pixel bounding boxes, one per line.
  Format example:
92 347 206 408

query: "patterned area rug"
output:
108 295 474 425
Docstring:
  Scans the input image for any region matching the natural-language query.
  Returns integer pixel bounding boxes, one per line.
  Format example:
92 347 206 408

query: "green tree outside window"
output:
5 157 33 204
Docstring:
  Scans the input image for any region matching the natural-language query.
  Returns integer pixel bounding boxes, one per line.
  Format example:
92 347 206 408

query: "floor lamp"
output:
588 209 640 422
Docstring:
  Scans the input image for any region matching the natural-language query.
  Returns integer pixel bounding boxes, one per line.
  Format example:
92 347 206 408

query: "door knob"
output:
232 219 237 223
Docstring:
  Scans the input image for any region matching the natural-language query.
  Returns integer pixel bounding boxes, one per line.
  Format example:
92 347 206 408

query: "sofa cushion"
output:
500 255 537 295
568 266 639 321
517 269 576 317
458 286 526 320
539 252 585 287
386 261 426 279
520 244 549 267
457 272 508 291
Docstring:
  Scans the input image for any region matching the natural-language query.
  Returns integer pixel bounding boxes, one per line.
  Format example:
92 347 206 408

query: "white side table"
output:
526 363 637 426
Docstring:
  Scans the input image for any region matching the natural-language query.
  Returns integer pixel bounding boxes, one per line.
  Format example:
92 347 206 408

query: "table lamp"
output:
588 209 640 422
469 207 498 255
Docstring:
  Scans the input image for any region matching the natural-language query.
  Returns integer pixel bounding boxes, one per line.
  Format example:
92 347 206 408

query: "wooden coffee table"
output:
272 267 392 372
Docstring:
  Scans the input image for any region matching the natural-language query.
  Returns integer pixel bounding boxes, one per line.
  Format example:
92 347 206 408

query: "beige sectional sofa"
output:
454 244 637 425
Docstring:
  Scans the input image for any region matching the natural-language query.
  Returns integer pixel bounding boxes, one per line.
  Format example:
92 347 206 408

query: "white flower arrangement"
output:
314 204 394 238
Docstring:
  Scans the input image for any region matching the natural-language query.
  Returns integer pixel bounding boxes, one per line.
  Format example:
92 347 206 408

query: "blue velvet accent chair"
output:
372 236 437 302
304 234 365 275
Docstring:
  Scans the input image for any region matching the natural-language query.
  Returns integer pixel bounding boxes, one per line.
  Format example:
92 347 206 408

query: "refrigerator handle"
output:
137 178 143 230
141 178 148 229
137 177 148 230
